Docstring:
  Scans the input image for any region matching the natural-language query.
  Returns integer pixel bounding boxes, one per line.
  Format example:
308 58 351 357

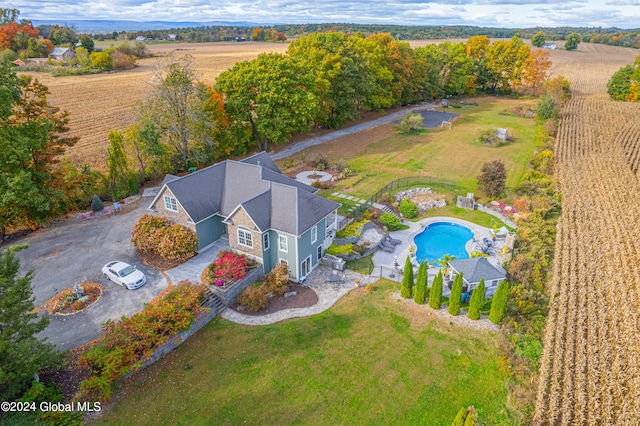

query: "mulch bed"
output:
229 282 318 316
136 249 188 271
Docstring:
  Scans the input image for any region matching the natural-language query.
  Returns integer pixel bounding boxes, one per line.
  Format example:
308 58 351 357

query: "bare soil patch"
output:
229 282 318 316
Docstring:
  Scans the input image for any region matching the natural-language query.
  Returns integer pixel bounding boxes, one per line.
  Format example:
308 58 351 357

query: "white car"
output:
102 261 147 290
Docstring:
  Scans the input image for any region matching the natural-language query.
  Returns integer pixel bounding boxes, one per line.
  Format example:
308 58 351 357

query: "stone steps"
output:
202 286 226 314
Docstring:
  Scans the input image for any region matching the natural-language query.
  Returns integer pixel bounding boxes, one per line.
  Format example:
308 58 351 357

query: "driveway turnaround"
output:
10 197 169 351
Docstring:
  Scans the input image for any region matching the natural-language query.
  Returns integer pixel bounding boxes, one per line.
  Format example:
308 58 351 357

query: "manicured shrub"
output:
448 273 463 316
325 243 355 256
467 279 485 320
397 111 423 133
489 280 509 324
237 284 268 312
398 198 418 219
463 407 477 425
379 213 402 231
77 282 205 401
452 407 468 426
428 272 443 309
413 260 427 304
91 194 104 212
262 262 289 297
156 224 199 261
400 255 414 298
209 252 249 282
131 214 198 261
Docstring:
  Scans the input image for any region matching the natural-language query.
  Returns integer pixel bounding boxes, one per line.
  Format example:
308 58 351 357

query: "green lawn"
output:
324 97 542 198
95 280 509 425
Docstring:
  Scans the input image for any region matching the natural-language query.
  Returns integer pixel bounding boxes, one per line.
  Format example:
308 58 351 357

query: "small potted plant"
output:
215 279 224 287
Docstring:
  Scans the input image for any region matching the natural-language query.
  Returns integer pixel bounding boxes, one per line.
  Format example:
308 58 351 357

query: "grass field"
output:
281 97 542 198
95 280 509 425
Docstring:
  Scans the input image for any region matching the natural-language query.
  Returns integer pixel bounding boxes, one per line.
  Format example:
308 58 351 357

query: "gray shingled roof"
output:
154 152 338 234
165 163 226 223
239 183 339 235
239 191 272 232
161 174 180 187
240 151 280 174
448 257 506 284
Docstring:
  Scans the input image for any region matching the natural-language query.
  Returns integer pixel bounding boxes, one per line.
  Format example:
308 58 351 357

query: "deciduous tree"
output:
477 160 507 197
564 32 581 51
531 31 546 48
0 70 78 234
215 53 318 151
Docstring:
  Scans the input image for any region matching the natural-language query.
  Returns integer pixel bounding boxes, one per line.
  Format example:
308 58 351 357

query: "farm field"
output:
532 44 640 423
94 280 510 425
17 42 289 169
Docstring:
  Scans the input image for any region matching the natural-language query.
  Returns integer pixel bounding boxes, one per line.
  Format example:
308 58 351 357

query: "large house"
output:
149 152 340 282
446 257 506 298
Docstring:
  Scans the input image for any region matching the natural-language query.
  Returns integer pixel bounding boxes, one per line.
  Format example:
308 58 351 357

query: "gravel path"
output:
271 102 437 160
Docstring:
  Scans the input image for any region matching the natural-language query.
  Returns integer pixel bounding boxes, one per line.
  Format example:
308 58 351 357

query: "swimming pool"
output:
413 222 474 263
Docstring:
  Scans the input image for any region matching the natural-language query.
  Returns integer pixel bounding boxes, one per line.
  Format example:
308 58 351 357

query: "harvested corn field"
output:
18 42 289 169
534 43 640 425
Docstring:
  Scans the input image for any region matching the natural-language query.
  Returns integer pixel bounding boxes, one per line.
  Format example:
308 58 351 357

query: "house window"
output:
278 235 288 252
317 245 322 261
263 233 270 250
311 225 317 244
237 227 253 248
163 195 178 212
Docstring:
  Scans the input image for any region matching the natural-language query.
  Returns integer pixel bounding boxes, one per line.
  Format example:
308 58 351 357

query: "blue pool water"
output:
414 222 474 263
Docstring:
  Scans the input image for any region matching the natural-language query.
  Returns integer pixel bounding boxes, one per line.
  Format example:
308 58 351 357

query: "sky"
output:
6 0 640 29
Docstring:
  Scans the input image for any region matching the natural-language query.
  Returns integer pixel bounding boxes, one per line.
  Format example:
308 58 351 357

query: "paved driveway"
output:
10 197 169 351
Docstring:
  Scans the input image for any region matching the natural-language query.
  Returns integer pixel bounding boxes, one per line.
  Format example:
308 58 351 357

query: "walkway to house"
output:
165 239 230 284
221 264 376 325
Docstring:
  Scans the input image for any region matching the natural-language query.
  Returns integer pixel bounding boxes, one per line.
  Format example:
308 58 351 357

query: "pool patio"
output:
371 217 506 293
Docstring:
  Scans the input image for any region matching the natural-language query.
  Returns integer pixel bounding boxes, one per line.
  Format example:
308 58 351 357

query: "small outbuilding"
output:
447 257 506 297
50 47 75 62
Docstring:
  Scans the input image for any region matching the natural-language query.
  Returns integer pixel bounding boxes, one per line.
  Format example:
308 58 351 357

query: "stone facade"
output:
226 207 263 258
152 187 195 232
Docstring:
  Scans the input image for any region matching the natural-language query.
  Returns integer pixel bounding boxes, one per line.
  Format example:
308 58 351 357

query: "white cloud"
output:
5 0 640 28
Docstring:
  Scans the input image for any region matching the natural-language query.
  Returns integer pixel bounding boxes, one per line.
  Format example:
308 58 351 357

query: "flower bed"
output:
202 250 259 286
44 282 103 315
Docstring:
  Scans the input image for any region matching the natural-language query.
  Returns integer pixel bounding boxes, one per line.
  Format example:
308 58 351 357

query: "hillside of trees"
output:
88 23 640 50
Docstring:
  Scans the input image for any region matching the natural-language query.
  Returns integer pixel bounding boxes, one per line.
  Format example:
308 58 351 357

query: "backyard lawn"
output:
281 97 542 198
95 280 509 425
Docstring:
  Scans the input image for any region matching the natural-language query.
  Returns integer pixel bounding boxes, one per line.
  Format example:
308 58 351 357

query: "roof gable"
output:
150 152 338 235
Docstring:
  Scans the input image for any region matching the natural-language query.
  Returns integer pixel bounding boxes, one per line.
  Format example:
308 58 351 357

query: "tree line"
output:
110 32 550 183
0 31 551 238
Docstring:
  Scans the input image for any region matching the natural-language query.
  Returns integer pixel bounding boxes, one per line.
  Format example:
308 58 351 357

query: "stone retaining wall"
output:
123 305 217 379
333 236 360 245
211 266 264 306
